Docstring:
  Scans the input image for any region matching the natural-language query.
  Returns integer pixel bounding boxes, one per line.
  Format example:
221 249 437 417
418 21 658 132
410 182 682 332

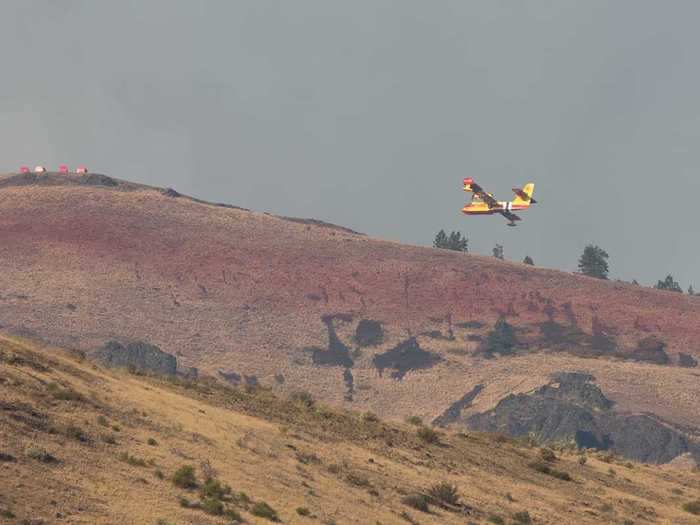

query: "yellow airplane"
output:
461 178 536 226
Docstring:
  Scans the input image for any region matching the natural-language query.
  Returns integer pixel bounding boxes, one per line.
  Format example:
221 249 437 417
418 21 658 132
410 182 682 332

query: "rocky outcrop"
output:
93 341 177 376
466 373 698 464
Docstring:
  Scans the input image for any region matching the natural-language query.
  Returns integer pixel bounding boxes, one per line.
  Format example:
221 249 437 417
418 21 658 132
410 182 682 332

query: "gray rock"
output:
93 340 177 376
465 372 698 464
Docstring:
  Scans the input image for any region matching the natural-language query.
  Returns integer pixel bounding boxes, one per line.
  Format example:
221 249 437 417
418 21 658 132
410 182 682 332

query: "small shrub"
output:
296 507 311 516
486 515 505 525
200 478 231 500
528 461 571 481
147 438 158 446
179 497 194 508
251 501 279 521
225 508 243 521
600 453 614 463
172 465 197 489
101 434 117 445
513 510 533 524
406 416 423 426
154 469 164 480
362 411 379 423
399 510 419 524
427 481 460 507
540 448 556 462
578 455 587 466
25 446 55 463
683 500 700 515
346 471 371 488
296 451 321 465
551 470 572 481
417 426 440 444
112 425 121 432
402 494 430 513
50 387 85 402
97 415 109 426
64 424 87 442
200 497 224 516
119 452 147 467
0 509 15 519
290 391 315 408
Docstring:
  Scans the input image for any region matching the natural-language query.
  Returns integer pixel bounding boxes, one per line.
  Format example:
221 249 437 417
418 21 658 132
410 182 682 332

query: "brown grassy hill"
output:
0 172 699 439
1 334 699 525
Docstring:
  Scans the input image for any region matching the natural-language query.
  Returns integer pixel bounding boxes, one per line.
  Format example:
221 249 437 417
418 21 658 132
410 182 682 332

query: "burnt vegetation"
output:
373 337 442 380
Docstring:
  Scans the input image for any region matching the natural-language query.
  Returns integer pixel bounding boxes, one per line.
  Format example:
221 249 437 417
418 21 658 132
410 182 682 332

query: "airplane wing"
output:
500 210 522 224
465 179 500 209
480 192 500 209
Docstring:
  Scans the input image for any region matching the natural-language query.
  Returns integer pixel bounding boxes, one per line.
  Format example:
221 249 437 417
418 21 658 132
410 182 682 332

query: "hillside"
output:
1 171 699 462
1 334 699 524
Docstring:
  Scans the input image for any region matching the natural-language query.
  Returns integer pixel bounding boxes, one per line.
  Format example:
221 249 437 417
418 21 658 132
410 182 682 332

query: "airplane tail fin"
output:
512 183 535 206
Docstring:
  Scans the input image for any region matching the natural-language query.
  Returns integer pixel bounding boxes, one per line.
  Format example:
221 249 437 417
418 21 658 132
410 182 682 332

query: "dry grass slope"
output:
1 334 699 524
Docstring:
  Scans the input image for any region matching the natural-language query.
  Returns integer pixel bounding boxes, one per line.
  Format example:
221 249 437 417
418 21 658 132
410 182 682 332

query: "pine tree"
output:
433 230 468 252
447 231 468 252
655 275 682 293
689 285 695 296
578 245 609 279
493 244 504 260
433 230 448 249
523 255 534 266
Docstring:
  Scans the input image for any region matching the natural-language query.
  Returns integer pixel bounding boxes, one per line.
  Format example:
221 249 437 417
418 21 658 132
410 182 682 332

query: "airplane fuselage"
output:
461 201 529 215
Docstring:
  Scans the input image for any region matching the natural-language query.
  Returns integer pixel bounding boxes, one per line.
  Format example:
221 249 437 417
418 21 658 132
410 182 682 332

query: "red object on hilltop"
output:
59 165 69 173
19 166 30 173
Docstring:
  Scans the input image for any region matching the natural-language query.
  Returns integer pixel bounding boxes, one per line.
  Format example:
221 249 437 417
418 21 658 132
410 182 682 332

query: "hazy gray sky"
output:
2 1 699 287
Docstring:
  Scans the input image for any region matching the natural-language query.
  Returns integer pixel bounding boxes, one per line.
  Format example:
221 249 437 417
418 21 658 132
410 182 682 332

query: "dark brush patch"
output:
373 337 442 380
343 368 354 401
218 370 241 385
355 319 384 347
455 320 484 329
309 316 354 368
432 385 483 427
630 337 670 365
678 353 698 368
80 173 118 187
